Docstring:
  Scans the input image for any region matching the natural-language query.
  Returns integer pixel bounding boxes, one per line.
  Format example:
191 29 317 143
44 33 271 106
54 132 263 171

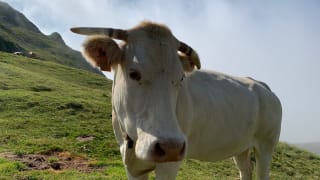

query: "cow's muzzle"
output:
151 139 186 162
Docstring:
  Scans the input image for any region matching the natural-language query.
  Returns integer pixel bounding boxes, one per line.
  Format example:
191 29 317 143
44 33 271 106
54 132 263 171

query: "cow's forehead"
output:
127 21 175 43
123 22 181 74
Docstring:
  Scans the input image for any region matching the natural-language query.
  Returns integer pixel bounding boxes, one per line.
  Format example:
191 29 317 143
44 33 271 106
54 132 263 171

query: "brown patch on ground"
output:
76 135 95 142
0 151 102 172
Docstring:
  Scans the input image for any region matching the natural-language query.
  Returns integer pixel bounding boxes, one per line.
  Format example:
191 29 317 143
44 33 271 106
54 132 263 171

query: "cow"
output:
71 21 282 180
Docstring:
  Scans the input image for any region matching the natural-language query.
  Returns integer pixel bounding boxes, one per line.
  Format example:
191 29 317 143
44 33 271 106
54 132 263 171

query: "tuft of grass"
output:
40 145 64 155
14 150 27 158
30 85 53 92
0 158 26 175
48 157 59 164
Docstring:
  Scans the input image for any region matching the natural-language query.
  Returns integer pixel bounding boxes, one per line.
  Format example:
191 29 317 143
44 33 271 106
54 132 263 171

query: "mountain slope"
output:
0 1 40 33
0 1 100 74
0 52 319 179
295 142 320 155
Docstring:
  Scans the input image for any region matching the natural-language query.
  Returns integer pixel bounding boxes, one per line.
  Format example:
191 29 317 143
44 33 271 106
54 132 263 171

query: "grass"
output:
0 52 320 179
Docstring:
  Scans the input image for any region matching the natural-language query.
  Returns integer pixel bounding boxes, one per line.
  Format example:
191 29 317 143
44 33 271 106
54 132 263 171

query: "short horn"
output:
70 27 128 41
179 41 201 69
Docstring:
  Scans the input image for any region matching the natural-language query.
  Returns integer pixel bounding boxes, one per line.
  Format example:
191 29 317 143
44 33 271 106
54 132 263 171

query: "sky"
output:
3 0 320 143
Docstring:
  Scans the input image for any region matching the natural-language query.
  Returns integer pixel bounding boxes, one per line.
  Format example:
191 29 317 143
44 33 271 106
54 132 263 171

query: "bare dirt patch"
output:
0 151 102 172
76 135 95 142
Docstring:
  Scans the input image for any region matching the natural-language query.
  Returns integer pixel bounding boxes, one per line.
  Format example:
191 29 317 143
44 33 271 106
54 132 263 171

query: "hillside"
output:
0 52 320 179
295 142 320 155
0 1 100 74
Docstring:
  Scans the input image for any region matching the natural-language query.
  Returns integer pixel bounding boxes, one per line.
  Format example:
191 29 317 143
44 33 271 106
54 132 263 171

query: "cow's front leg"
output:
121 140 155 180
113 112 154 179
155 161 181 180
120 136 155 179
125 168 149 180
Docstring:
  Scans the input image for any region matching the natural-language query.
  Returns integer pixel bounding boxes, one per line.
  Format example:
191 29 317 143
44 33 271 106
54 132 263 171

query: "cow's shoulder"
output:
186 70 256 91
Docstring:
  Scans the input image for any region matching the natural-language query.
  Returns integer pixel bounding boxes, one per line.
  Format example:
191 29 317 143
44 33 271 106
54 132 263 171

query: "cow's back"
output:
176 70 281 161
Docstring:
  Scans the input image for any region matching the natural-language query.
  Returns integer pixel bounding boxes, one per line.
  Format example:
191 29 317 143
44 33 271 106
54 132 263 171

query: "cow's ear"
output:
178 53 196 72
82 36 123 71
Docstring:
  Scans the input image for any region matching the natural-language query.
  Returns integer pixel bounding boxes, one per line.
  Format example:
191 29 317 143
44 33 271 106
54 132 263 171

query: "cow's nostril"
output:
154 142 166 157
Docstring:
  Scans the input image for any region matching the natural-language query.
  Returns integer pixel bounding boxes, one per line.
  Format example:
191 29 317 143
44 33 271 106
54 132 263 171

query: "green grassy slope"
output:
0 52 319 179
0 1 100 74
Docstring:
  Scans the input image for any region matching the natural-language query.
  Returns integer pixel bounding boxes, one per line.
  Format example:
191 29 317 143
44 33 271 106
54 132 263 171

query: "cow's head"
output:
71 21 201 163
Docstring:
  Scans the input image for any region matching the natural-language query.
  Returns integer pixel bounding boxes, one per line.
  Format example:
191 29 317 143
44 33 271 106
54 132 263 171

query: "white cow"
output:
71 21 282 180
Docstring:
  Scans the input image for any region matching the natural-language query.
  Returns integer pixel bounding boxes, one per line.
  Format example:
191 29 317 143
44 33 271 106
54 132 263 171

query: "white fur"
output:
82 22 282 180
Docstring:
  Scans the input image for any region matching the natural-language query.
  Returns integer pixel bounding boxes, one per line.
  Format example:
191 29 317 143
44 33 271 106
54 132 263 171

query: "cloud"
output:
3 0 320 143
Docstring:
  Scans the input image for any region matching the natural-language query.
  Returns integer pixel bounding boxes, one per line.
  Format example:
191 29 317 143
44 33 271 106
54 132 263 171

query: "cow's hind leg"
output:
253 142 275 180
233 148 253 180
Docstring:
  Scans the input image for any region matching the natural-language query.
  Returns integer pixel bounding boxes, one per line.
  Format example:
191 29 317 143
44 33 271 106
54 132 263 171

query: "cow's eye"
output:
129 70 141 81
